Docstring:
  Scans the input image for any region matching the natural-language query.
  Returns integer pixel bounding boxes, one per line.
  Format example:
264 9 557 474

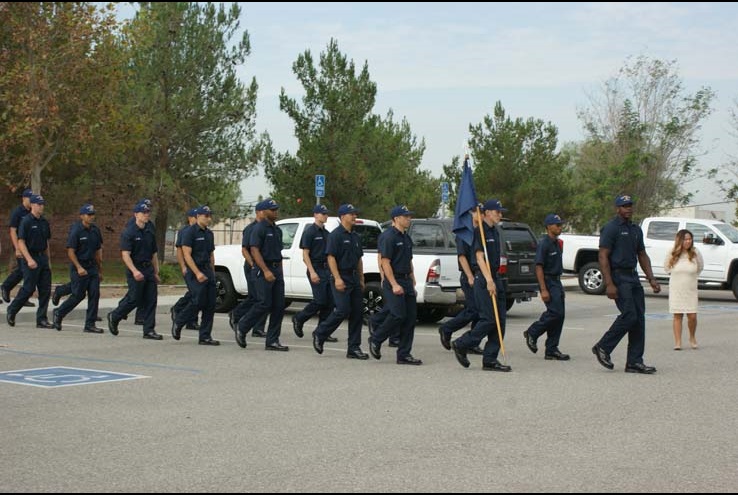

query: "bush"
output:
158 263 183 285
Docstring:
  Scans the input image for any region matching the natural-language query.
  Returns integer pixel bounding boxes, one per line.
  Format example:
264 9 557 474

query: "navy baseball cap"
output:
255 198 279 211
544 213 564 226
79 204 96 215
30 194 46 205
615 194 634 207
195 205 213 216
133 202 151 213
337 203 359 216
187 208 197 217
137 198 153 207
390 205 414 218
482 199 507 212
313 204 329 214
21 188 34 198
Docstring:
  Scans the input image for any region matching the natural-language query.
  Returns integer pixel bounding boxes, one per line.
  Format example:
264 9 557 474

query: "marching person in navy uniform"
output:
172 206 219 346
592 195 660 374
107 201 162 340
312 204 368 360
451 199 511 372
52 204 104 333
1 188 36 308
235 198 288 351
367 222 395 347
291 204 335 340
228 209 268 338
369 205 422 365
523 213 570 361
125 198 154 326
6 194 52 327
438 207 483 354
170 208 200 331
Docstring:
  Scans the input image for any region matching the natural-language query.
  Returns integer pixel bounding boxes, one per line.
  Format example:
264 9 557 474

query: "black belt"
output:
613 268 636 274
312 261 328 269
28 251 44 256
473 268 499 275
395 273 412 279
545 274 561 281
135 261 152 267
79 260 95 267
265 261 282 268
339 269 357 276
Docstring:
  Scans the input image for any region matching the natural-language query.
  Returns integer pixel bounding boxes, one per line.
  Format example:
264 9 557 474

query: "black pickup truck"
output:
386 218 540 311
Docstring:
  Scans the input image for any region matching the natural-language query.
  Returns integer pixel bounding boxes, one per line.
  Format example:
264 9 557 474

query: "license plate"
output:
521 265 530 274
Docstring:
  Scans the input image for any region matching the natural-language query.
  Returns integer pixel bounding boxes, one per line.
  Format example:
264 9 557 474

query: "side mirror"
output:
703 234 724 246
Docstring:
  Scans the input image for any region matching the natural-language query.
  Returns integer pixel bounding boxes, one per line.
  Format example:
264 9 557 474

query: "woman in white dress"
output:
664 230 704 350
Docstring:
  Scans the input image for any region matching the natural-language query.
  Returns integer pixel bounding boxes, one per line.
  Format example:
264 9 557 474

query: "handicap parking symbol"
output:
0 366 148 389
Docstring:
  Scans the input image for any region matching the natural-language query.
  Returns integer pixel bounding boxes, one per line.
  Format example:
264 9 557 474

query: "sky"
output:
236 2 738 210
120 2 738 212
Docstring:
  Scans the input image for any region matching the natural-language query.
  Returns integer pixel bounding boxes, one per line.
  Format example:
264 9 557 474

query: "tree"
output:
442 102 573 229
265 39 436 220
706 98 738 223
0 2 121 193
573 55 715 229
122 2 265 256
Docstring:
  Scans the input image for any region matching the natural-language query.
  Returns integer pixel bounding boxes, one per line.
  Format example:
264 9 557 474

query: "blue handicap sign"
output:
441 182 449 203
0 366 148 388
315 174 325 198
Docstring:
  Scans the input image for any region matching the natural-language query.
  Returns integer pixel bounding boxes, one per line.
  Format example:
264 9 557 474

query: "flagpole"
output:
476 204 507 362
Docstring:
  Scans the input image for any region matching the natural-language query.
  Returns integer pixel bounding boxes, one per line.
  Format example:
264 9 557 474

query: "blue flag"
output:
452 155 478 247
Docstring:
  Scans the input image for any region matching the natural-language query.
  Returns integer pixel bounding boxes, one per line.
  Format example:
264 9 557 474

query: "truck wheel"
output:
417 307 447 324
732 275 738 300
579 261 605 295
362 282 383 322
215 271 237 313
506 298 515 311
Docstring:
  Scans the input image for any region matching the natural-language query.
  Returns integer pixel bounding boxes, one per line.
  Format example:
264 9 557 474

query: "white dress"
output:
664 249 704 314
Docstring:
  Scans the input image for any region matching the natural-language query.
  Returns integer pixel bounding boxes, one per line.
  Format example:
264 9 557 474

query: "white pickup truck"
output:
561 216 738 300
213 216 462 323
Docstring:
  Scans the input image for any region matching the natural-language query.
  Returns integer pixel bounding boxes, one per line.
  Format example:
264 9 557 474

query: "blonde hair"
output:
667 229 697 269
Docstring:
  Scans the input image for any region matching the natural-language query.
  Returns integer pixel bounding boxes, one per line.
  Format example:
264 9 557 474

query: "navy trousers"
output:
455 275 506 364
294 267 333 326
525 277 565 353
1 258 24 295
597 271 646 365
7 254 51 323
231 264 267 333
57 264 100 328
371 277 417 360
237 265 284 346
111 264 157 334
176 268 216 340
315 272 363 351
440 272 478 337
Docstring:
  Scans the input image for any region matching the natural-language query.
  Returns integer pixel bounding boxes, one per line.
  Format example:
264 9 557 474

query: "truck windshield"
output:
714 223 738 243
502 228 538 252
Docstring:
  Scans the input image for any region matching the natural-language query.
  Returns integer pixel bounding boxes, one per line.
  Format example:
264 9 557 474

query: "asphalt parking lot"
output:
1 286 737 492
